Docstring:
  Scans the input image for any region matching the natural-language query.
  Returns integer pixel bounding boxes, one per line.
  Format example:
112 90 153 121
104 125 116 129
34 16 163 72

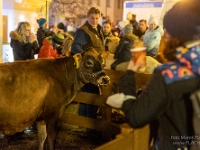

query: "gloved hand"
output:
106 93 136 108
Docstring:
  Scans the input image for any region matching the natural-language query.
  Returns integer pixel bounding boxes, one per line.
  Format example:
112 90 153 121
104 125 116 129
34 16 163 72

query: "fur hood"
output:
10 31 23 42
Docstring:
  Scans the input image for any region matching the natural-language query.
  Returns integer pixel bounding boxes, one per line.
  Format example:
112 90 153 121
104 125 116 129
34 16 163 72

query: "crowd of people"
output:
9 6 163 63
8 0 200 149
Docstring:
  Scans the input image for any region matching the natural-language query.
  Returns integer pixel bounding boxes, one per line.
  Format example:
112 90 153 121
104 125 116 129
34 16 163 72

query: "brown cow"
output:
0 47 110 150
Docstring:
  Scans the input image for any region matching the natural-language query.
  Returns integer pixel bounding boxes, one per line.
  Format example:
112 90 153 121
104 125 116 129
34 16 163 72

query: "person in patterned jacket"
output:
106 0 200 149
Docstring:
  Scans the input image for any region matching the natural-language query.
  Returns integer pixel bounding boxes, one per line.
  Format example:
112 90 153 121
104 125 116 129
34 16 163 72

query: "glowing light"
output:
19 15 25 21
15 0 22 3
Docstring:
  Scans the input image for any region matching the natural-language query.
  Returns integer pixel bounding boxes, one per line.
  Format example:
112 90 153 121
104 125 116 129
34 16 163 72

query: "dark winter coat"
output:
114 34 136 61
36 27 55 48
119 40 200 150
10 31 39 61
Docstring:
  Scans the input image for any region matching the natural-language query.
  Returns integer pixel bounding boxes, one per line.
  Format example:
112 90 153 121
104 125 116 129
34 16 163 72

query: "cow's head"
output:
74 47 110 85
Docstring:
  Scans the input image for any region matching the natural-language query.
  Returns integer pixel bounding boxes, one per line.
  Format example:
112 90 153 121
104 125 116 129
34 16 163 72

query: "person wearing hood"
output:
111 24 139 70
10 21 39 61
143 15 164 57
106 0 200 149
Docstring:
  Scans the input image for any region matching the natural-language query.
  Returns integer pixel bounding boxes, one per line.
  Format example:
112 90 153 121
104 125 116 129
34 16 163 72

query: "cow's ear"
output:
101 51 110 59
101 51 110 66
73 53 82 69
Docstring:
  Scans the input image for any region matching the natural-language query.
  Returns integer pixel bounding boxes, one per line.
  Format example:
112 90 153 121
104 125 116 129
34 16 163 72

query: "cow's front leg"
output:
37 120 47 150
46 120 57 150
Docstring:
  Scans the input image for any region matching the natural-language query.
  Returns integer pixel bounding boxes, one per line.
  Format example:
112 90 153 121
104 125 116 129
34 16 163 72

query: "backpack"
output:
189 90 200 150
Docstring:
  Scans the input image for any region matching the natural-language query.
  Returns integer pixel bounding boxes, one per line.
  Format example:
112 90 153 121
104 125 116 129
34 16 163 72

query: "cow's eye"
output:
86 60 94 67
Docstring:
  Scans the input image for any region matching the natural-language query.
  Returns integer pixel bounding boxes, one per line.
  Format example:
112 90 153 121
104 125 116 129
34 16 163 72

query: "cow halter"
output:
79 68 105 78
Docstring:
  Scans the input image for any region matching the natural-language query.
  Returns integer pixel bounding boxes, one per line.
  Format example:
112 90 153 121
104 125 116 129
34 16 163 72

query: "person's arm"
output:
28 33 39 55
107 60 167 128
114 39 125 59
32 41 40 54
71 29 90 55
121 69 167 128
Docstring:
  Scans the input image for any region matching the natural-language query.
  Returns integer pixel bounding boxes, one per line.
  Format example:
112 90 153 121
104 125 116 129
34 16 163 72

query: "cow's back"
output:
0 57 76 134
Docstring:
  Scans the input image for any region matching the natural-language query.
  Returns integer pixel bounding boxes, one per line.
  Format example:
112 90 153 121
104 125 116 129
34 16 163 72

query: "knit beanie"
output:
37 18 47 27
123 24 133 35
163 0 200 41
57 22 65 30
53 33 65 45
148 15 158 25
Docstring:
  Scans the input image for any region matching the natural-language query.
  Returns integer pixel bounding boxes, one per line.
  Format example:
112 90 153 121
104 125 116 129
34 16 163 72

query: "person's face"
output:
42 22 48 28
149 23 157 30
24 26 31 37
138 21 147 33
87 13 100 28
103 23 111 35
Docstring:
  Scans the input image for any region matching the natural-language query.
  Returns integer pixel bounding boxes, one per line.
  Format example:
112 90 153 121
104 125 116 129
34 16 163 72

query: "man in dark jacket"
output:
71 7 105 118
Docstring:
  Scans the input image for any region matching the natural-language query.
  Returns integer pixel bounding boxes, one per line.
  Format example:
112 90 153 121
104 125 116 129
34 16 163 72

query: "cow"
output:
0 47 110 150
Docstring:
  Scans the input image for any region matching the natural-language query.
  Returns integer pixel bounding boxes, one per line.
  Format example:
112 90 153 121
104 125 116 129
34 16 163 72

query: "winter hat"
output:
123 24 133 35
57 22 65 31
53 33 65 45
118 20 128 29
148 15 158 25
37 18 47 27
163 0 200 41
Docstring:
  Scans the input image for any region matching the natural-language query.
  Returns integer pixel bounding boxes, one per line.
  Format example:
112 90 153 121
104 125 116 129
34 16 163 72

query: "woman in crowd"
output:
106 0 200 149
143 15 163 57
10 21 39 61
